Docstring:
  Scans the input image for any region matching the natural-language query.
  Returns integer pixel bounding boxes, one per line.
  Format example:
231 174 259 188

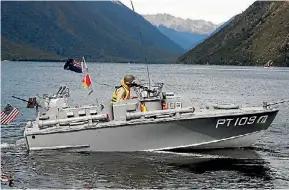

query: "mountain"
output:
187 17 233 50
1 1 184 63
142 13 218 50
178 1 289 67
1 35 64 61
142 13 217 34
157 25 207 50
207 17 234 38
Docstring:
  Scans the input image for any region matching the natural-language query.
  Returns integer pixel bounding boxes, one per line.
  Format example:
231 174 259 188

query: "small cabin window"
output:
166 92 175 96
169 102 175 109
78 110 86 116
67 112 74 118
175 102 182 108
39 115 49 120
90 109 97 115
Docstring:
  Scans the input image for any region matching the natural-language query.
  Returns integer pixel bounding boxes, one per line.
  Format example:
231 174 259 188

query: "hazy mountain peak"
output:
142 13 217 34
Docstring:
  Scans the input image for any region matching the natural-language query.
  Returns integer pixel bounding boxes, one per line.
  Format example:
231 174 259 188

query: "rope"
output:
130 0 151 89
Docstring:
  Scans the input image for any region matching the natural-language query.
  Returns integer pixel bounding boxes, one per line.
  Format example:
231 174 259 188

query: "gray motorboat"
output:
23 82 279 152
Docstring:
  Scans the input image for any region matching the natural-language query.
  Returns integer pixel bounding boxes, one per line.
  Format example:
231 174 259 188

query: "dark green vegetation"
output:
1 36 64 61
178 1 289 67
1 1 183 63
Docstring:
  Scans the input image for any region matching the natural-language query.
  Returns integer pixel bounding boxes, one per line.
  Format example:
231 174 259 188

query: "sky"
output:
120 0 256 25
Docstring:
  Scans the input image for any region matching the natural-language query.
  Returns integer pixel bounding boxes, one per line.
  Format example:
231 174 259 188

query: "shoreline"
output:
1 60 288 68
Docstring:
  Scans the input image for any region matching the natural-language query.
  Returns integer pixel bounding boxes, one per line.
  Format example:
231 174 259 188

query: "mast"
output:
130 0 151 89
82 56 93 95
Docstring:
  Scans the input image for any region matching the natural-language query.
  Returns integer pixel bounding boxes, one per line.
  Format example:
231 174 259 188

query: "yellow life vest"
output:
111 80 130 103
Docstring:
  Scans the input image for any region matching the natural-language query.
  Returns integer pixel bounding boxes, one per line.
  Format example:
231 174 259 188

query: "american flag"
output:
1 104 20 125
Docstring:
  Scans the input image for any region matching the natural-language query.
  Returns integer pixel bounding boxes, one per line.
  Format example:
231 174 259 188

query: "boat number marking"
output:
215 115 268 128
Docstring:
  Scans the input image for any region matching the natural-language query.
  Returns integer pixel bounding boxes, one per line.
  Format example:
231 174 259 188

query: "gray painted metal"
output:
23 85 280 152
126 107 194 119
38 114 107 127
24 108 278 152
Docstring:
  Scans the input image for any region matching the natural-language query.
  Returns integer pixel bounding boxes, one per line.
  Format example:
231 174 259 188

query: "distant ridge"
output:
178 1 289 67
142 13 219 50
1 1 183 63
156 25 207 50
142 13 217 34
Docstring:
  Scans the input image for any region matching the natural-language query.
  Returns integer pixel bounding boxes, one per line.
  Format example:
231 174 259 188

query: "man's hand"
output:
131 83 156 93
131 83 140 87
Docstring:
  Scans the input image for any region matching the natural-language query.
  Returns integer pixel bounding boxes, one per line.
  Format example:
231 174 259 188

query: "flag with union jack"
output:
1 104 20 125
73 60 82 68
64 58 83 73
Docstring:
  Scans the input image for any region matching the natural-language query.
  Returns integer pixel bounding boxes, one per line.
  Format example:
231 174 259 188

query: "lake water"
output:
1 61 289 188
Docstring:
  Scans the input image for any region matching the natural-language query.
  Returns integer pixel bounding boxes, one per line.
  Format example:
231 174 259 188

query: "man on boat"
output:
111 74 137 103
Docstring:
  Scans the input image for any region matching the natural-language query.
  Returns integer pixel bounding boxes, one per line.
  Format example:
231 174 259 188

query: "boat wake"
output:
0 143 15 149
1 139 26 150
151 148 260 160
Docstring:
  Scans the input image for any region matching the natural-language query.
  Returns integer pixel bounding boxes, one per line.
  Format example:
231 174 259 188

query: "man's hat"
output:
124 75 135 84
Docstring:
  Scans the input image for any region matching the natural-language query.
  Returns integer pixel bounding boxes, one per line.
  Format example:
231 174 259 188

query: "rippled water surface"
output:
1 62 289 188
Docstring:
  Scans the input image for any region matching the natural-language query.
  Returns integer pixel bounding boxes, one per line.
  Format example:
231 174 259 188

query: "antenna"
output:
130 0 151 89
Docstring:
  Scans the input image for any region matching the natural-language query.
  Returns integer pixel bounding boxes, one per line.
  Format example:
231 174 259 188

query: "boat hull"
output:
24 109 278 152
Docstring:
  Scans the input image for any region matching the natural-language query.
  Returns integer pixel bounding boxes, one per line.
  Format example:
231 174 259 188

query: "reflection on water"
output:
1 148 275 189
168 149 272 179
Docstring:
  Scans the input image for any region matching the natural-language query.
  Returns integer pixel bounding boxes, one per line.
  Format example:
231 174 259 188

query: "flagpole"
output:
83 56 88 72
82 56 93 95
81 58 85 74
77 58 84 89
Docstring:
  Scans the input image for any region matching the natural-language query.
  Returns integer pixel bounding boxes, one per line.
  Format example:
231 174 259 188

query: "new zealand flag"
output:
64 58 83 73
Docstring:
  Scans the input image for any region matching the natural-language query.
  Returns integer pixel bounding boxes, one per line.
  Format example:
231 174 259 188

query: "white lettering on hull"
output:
216 115 268 128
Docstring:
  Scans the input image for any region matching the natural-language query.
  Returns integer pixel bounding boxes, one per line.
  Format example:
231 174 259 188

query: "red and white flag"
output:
1 104 20 125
